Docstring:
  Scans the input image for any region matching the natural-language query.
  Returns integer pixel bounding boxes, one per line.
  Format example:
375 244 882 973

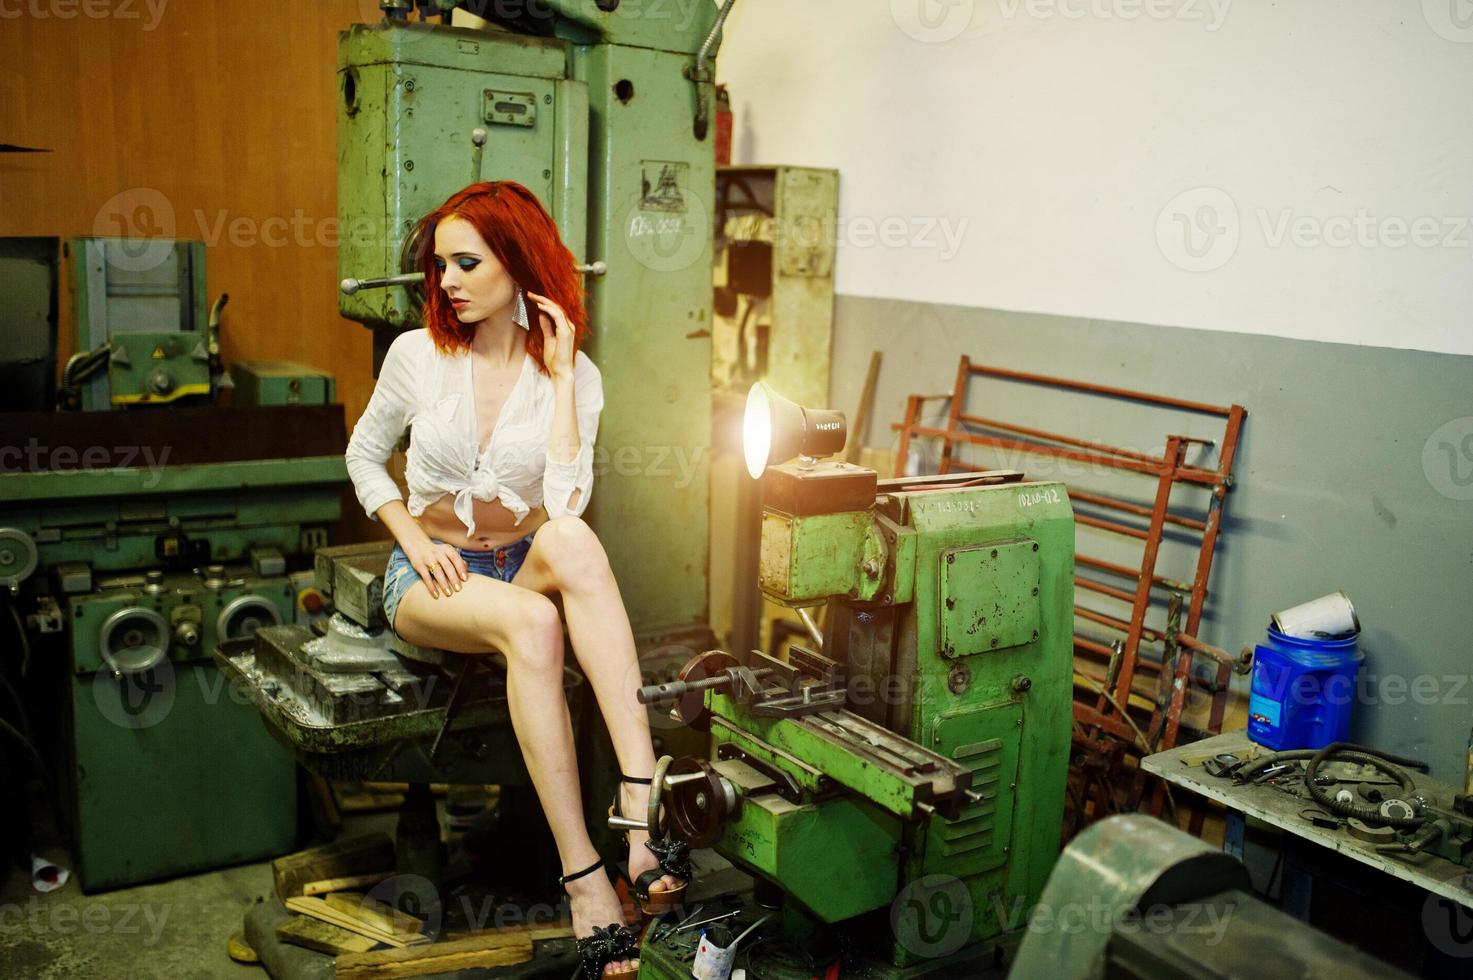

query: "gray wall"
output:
833 295 1473 783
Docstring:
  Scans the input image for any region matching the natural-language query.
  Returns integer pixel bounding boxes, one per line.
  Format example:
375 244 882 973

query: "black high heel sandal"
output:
560 857 641 979
606 771 692 916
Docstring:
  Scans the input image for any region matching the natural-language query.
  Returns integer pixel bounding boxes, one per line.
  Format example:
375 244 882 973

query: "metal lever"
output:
340 272 426 295
636 667 772 705
470 127 487 183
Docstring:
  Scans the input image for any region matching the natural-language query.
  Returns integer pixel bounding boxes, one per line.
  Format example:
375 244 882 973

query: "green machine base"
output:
68 662 297 892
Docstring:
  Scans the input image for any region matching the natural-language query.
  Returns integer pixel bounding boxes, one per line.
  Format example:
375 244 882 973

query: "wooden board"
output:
273 833 395 902
302 874 390 897
334 933 538 980
324 893 425 940
284 897 429 949
276 915 378 956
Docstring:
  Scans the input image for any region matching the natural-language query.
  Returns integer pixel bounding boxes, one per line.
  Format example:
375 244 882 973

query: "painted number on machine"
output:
628 214 686 237
1018 487 1061 508
913 498 976 514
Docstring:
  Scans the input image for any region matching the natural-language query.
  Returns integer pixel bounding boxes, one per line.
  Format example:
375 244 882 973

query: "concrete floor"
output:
1 841 277 980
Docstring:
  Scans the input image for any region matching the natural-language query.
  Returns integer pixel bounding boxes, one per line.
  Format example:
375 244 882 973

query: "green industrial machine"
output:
335 1 725 645
0 404 349 891
63 564 300 891
64 237 220 409
0 232 352 890
231 360 338 407
1009 815 1412 979
629 387 1076 976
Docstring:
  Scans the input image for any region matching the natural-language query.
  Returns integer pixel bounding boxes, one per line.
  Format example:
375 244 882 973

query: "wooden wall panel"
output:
0 0 390 541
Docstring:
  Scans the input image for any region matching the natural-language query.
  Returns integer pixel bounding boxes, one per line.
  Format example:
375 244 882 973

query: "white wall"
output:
717 0 1473 356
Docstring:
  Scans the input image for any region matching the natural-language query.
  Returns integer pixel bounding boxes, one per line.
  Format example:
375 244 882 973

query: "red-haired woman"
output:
344 181 686 978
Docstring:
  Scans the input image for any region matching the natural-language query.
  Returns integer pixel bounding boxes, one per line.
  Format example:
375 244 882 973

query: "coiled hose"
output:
1239 741 1430 829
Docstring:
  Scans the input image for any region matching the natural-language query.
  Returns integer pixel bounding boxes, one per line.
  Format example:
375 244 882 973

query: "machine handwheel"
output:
667 757 735 847
672 650 739 732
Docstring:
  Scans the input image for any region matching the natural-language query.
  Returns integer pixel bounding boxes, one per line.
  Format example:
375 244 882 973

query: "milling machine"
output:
621 385 1076 977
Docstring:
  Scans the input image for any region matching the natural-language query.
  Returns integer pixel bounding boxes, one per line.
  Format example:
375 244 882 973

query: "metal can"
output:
1270 591 1360 640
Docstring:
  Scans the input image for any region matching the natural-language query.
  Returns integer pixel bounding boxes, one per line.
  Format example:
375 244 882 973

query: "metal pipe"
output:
1075 513 1150 542
795 607 823 649
340 272 427 295
690 0 738 140
676 909 741 933
1075 576 1137 604
965 361 1234 417
957 413 1161 465
892 423 1223 487
1076 554 1193 594
1070 490 1207 532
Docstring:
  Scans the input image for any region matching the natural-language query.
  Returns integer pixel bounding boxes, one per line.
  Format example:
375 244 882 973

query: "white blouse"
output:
344 327 603 537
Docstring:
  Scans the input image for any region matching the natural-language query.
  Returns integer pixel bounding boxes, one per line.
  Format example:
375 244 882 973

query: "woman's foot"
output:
619 780 684 897
563 862 638 976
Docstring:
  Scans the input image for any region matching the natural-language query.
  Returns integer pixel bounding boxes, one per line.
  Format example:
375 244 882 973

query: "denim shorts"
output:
382 533 535 631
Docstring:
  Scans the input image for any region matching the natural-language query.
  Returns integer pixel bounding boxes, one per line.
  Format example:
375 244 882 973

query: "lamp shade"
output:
743 382 847 478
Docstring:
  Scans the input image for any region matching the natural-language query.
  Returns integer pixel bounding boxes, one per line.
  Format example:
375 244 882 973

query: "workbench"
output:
1142 729 1473 914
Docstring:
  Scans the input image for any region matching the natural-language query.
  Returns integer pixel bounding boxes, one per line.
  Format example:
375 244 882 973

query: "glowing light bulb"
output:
744 382 772 479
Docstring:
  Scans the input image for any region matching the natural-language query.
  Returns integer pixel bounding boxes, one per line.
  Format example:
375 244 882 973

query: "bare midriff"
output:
416 493 547 551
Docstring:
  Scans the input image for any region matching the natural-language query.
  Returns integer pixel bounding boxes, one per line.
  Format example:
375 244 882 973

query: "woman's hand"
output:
402 538 467 599
526 290 575 383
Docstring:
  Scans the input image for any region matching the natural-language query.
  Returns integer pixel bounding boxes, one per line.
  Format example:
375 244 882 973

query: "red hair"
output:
409 181 588 373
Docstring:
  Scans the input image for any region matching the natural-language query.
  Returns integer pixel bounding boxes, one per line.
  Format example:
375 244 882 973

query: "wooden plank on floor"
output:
285 897 427 949
333 933 536 979
276 914 378 955
273 833 395 902
324 893 425 941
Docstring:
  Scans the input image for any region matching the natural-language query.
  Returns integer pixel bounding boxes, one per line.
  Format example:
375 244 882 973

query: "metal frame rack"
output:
893 355 1248 830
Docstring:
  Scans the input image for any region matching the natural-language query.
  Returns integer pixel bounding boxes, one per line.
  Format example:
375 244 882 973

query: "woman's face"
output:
433 215 515 325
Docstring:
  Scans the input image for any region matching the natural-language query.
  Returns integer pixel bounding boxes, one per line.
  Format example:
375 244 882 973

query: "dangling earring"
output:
512 287 530 331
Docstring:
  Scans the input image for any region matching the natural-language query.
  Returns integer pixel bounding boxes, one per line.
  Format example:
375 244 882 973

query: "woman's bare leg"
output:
513 517 681 894
394 575 637 973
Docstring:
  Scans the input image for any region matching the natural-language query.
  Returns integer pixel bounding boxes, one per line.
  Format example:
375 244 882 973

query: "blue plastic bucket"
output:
1247 626 1363 751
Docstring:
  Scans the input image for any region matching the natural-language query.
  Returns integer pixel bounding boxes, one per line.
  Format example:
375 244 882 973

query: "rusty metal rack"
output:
893 355 1248 829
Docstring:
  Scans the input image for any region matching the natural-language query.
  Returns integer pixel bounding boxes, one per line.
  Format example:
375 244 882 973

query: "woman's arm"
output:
343 331 468 597
543 354 602 516
344 331 419 525
526 291 603 518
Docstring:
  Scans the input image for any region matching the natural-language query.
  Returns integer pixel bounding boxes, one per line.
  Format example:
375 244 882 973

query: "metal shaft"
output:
340 272 426 295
